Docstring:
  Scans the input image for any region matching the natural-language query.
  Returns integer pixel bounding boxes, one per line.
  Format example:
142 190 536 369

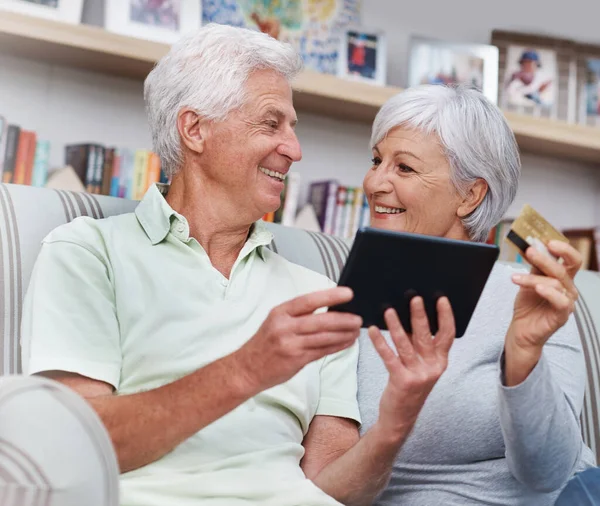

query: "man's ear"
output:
457 178 488 218
177 109 209 155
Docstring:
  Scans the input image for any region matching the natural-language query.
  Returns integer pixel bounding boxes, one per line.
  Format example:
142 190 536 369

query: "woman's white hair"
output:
144 23 303 176
371 85 521 242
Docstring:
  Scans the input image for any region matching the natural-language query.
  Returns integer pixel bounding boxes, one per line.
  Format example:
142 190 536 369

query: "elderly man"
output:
21 24 454 506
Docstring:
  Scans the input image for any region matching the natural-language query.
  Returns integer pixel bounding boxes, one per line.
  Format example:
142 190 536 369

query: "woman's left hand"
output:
508 240 581 367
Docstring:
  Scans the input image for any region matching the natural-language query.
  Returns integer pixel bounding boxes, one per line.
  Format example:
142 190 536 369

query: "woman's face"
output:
363 126 477 241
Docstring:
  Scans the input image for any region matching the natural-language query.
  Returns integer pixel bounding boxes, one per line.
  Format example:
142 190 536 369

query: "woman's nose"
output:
370 167 394 193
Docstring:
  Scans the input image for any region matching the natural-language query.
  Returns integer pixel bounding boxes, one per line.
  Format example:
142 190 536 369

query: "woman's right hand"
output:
369 297 456 440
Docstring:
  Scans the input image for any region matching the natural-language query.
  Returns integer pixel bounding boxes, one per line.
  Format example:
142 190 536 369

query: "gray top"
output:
358 263 596 506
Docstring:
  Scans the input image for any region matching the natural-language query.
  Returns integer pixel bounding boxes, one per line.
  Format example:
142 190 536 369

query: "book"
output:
359 193 370 229
146 152 161 192
133 150 149 200
13 130 35 185
342 187 356 238
333 186 348 237
101 148 115 196
2 125 21 184
65 143 102 190
323 181 339 235
308 180 338 233
119 148 135 199
31 140 50 188
109 149 122 197
350 187 365 237
89 146 104 194
281 172 301 227
24 131 37 186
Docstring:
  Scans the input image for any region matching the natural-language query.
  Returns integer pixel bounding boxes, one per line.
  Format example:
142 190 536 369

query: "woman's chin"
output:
370 214 406 232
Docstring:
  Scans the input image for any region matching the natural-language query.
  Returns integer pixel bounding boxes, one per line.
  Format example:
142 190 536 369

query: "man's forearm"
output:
312 422 409 506
89 352 259 473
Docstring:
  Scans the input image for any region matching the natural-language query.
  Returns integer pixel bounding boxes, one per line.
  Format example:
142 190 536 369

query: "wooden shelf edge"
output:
0 10 168 63
0 10 598 164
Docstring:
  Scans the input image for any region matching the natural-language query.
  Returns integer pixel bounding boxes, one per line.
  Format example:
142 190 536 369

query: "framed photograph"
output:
0 0 84 24
576 43 600 127
492 30 576 122
105 0 202 45
407 36 499 104
337 28 387 86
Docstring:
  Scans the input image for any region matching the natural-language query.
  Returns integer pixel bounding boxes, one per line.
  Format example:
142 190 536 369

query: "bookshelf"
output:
1 10 599 164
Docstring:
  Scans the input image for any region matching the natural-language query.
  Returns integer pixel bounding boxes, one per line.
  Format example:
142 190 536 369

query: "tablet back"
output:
332 228 500 337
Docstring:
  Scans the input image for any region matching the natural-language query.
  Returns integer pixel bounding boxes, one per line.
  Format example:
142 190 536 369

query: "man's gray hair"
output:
371 85 521 242
144 23 303 176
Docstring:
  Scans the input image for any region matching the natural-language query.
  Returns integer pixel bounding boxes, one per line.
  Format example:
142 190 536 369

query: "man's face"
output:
520 59 537 73
200 69 301 223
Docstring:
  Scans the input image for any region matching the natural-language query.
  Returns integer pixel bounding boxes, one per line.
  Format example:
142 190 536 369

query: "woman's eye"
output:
398 163 414 173
371 157 382 166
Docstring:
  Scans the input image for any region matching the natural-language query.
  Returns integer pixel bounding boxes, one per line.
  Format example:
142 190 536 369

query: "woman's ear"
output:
457 178 488 218
177 108 209 155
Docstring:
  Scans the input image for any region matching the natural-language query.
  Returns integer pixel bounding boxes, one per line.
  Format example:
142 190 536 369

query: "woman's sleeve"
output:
498 315 591 492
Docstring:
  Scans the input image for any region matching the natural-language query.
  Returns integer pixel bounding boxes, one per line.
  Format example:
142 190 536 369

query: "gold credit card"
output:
506 204 568 258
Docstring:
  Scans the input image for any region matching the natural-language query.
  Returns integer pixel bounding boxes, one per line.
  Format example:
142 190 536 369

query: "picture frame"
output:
105 0 202 45
575 43 600 127
337 28 387 86
407 35 499 104
492 30 577 123
0 0 84 24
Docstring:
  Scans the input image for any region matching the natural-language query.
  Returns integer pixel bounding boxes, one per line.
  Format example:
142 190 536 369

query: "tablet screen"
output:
329 228 499 337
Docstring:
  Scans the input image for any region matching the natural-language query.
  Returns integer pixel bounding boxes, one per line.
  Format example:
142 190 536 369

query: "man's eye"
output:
371 157 381 166
266 121 278 129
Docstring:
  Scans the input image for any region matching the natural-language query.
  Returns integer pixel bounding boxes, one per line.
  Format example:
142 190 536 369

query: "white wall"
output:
0 0 599 230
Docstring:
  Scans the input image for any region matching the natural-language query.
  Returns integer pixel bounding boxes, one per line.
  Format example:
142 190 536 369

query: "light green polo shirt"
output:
21 184 360 506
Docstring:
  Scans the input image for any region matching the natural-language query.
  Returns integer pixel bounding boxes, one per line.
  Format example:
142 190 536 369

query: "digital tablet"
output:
329 228 499 337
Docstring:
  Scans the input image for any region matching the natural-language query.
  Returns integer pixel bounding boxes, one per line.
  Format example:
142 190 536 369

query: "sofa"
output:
1 182 599 466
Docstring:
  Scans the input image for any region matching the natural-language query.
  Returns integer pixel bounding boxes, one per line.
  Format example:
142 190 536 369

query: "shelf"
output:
0 10 167 79
504 113 600 165
1 11 599 165
292 71 399 123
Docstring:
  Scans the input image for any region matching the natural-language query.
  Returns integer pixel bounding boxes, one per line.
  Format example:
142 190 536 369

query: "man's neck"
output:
165 172 252 279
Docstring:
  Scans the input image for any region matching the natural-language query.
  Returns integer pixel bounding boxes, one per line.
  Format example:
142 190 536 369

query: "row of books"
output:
65 144 168 200
0 117 50 187
0 115 168 200
488 219 599 271
308 180 370 239
262 172 301 227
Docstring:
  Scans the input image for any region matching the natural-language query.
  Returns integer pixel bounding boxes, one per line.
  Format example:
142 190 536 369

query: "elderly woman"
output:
357 84 596 506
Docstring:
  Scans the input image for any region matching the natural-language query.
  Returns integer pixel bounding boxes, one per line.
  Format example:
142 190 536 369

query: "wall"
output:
0 0 598 230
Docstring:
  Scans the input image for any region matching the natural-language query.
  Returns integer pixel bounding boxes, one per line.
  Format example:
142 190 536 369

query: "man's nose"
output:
278 130 302 162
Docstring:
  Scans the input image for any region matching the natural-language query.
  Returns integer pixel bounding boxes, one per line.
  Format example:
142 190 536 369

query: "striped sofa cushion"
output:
573 270 600 463
2 183 600 463
0 184 137 375
262 221 351 281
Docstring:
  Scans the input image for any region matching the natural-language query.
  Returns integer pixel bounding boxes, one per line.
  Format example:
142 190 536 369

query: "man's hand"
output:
235 287 362 392
369 297 455 440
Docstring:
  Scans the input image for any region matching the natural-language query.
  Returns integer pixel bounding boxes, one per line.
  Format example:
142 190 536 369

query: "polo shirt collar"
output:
135 183 176 245
135 184 274 260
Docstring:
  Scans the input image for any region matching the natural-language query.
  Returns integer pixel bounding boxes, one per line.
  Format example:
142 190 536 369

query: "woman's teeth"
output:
259 166 286 181
375 205 405 214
